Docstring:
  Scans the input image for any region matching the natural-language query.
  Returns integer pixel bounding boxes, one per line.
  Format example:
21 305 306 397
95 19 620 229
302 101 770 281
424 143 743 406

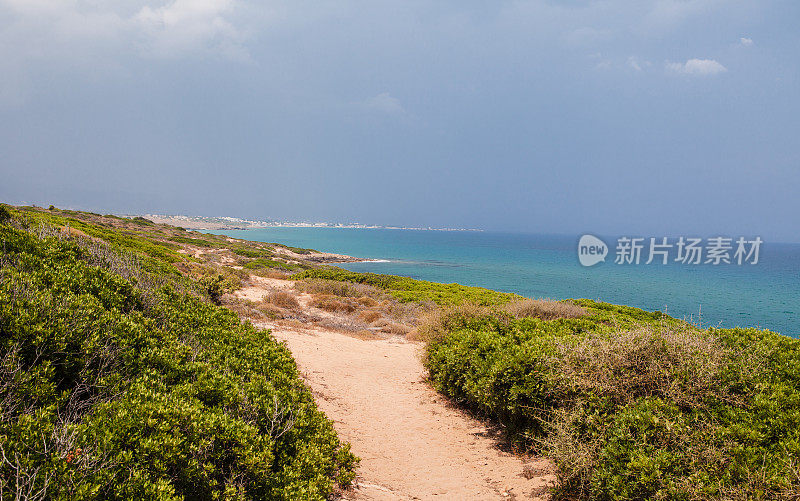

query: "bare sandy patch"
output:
263 323 555 500
233 275 555 499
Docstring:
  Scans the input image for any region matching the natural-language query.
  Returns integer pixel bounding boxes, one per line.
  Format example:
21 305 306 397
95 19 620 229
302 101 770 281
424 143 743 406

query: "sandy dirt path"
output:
258 322 555 500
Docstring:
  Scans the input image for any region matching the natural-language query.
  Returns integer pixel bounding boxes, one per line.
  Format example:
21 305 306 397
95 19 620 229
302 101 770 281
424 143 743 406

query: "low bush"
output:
255 269 293 280
380 322 411 336
504 298 587 320
198 273 226 304
233 247 272 258
357 310 383 324
244 258 302 272
285 246 314 255
309 295 356 314
424 302 800 500
16 210 185 271
295 268 520 306
170 235 224 248
131 216 154 226
264 291 301 310
415 302 495 343
0 220 356 500
222 296 280 321
356 296 379 307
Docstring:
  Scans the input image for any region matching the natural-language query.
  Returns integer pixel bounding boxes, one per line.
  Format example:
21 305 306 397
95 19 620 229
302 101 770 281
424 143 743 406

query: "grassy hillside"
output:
0 206 356 500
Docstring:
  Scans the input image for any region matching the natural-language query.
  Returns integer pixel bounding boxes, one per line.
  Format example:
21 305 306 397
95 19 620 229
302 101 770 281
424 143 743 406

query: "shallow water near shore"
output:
218 228 800 337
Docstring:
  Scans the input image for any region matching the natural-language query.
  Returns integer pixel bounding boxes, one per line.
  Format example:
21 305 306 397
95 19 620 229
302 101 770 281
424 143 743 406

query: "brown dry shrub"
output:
315 316 371 333
255 302 282 319
357 297 379 307
381 322 411 336
548 326 733 408
381 300 430 326
309 294 356 313
535 325 745 498
263 290 300 310
251 268 293 279
357 310 383 324
416 302 493 343
262 269 291 279
221 296 276 321
504 298 587 320
352 329 379 340
405 329 421 341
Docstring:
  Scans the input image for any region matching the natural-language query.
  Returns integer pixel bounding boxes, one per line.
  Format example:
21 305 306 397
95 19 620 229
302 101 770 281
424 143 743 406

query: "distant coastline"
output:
134 214 482 233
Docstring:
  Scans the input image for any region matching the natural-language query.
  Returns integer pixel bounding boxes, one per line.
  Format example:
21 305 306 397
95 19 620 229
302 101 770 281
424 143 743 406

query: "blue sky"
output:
1 1 798 241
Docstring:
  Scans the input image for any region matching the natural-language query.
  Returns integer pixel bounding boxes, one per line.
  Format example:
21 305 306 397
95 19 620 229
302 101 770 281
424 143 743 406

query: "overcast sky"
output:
1 1 798 240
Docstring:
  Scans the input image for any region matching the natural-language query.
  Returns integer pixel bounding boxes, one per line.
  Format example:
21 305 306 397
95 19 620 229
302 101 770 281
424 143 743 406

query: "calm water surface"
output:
218 228 799 337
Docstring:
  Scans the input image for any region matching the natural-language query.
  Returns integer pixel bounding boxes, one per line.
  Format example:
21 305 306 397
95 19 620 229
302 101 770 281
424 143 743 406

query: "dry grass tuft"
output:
504 298 587 320
221 296 278 321
405 328 422 341
263 290 300 310
352 329 380 340
381 322 411 336
258 269 292 280
357 310 383 324
309 294 357 313
416 302 493 343
356 296 379 307
363 299 431 329
548 325 732 408
315 316 371 333
416 299 587 343
255 302 283 319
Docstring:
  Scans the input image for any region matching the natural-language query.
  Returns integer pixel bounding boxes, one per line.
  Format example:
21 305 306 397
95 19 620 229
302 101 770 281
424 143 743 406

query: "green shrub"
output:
295 268 520 305
244 258 302 271
0 224 356 500
131 216 154 226
424 306 800 499
16 210 185 270
233 248 271 258
285 246 314 255
169 235 224 248
198 273 226 304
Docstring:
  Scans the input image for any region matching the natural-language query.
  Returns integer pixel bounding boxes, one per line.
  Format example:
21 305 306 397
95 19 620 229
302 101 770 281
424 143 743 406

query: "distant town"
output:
135 214 482 232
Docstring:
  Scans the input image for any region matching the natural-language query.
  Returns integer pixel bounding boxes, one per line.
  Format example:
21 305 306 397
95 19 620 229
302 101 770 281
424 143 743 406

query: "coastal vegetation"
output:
3 203 798 500
290 267 800 499
295 268 520 306
0 205 356 499
420 304 800 499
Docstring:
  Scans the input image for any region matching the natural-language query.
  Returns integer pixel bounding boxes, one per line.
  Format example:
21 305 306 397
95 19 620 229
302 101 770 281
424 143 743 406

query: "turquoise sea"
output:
218 228 800 337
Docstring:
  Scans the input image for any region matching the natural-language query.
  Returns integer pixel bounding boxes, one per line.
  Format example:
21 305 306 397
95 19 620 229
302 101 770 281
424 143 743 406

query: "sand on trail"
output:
239 278 555 500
